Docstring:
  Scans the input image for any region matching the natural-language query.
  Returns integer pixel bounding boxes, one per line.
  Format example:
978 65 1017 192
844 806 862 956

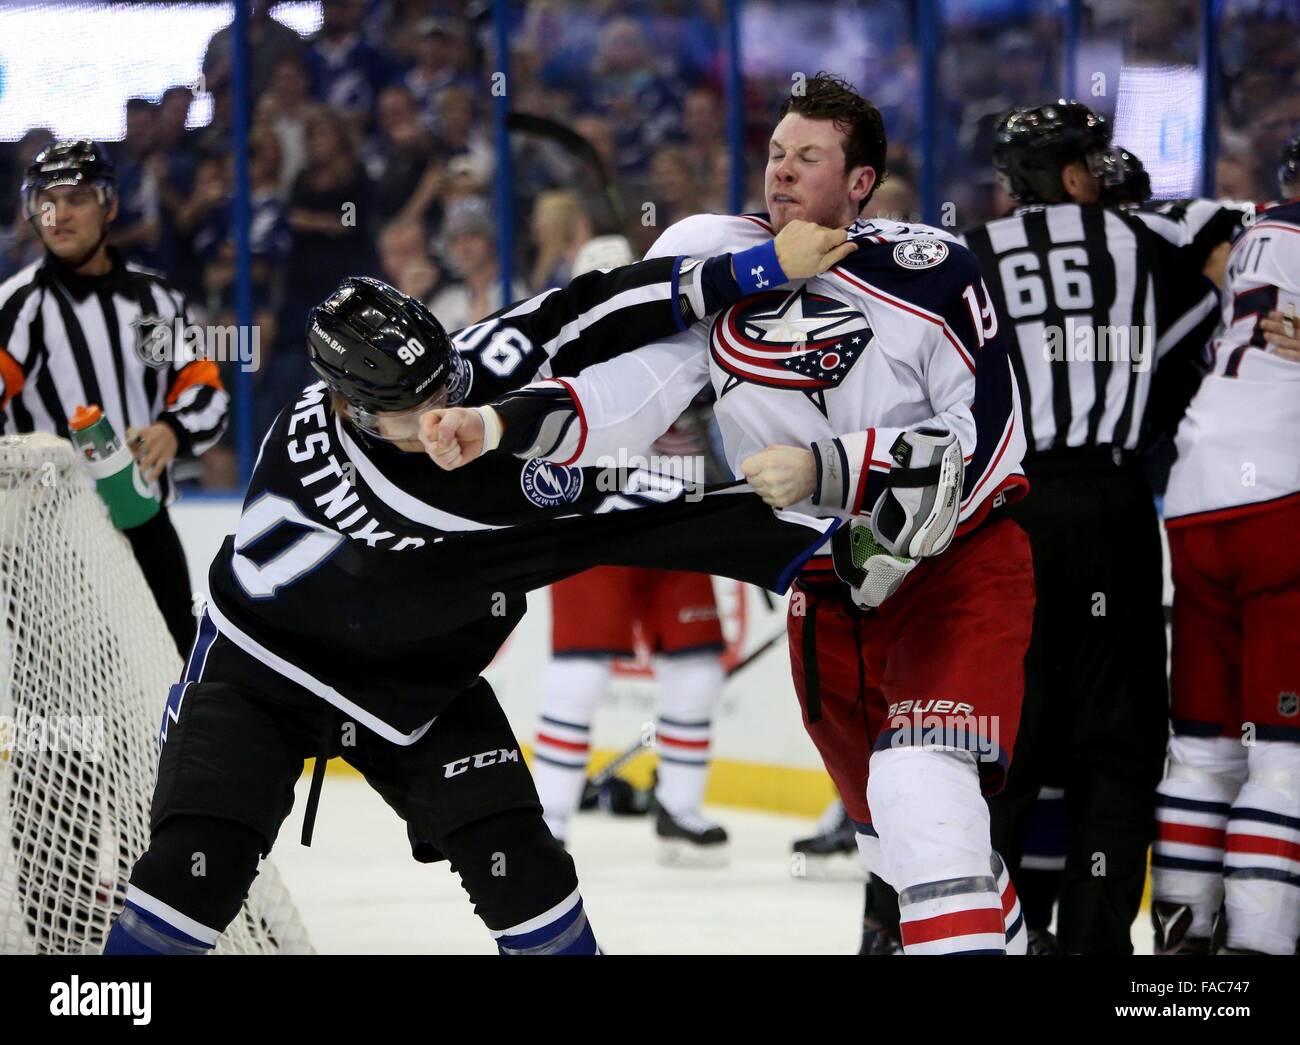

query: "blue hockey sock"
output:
103 890 218 955
493 889 599 955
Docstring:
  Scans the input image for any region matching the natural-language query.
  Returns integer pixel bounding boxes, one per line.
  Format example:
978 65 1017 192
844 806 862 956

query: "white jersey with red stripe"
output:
1164 198 1300 525
530 213 1027 570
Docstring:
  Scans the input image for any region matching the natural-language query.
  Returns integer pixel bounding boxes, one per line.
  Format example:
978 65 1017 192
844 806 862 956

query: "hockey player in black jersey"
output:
102 222 855 955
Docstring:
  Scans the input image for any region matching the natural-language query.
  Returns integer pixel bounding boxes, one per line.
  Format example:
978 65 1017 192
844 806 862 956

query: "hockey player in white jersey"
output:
427 74 1035 954
1151 134 1300 955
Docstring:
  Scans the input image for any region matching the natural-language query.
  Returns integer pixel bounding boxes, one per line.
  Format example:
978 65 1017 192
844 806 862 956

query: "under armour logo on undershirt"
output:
751 265 769 289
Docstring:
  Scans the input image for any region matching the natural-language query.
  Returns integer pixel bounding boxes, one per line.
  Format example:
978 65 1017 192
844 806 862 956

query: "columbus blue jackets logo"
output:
521 460 584 508
711 286 872 414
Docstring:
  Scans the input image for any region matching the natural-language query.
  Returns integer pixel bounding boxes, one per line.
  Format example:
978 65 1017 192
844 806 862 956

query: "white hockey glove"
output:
832 428 964 609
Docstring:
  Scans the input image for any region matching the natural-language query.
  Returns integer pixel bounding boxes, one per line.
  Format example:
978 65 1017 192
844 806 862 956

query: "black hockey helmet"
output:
21 139 117 220
1279 131 1300 194
307 276 470 440
993 101 1112 204
1095 145 1152 207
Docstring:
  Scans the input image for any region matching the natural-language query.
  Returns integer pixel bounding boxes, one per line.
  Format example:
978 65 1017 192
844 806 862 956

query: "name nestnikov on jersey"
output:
1165 199 1300 524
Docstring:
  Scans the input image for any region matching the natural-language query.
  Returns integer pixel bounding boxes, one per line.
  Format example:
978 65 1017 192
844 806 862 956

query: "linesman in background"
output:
955 102 1248 953
0 140 228 656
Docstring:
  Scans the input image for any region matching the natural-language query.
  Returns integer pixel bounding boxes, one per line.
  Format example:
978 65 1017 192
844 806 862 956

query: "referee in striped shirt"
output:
0 140 229 656
956 103 1243 954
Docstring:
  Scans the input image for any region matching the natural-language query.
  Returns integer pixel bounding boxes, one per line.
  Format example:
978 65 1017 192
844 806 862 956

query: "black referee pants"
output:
989 452 1170 954
124 507 195 659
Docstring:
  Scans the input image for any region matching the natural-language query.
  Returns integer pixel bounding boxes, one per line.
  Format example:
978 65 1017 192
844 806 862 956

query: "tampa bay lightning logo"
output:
520 459 584 508
710 286 872 415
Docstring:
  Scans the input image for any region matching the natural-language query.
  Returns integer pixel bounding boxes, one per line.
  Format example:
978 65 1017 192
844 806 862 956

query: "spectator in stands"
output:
307 0 395 124
528 190 592 291
432 84 493 175
192 128 289 318
368 84 444 229
108 99 163 268
0 129 54 281
201 0 305 103
1215 151 1257 201
281 106 377 338
255 53 315 196
585 17 684 178
377 218 446 305
649 145 699 230
193 83 234 158
403 16 478 111
151 87 205 293
863 176 918 224
679 88 725 181
428 198 526 329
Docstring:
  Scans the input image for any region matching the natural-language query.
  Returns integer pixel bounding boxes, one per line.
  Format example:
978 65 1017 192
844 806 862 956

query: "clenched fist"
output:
741 445 817 508
771 220 858 279
419 406 501 469
1261 308 1300 362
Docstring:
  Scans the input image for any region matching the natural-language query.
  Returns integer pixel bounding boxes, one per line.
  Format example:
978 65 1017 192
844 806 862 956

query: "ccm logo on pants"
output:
444 748 521 778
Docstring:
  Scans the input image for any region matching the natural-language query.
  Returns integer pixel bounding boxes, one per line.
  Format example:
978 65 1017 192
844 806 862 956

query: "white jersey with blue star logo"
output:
526 213 1028 549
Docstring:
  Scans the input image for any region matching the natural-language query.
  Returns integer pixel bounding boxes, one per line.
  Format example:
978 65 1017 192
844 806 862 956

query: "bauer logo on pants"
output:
520 459 583 508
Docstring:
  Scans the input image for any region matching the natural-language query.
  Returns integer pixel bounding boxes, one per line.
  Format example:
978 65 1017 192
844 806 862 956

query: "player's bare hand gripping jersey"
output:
205 254 835 743
494 214 1027 579
1165 199 1300 523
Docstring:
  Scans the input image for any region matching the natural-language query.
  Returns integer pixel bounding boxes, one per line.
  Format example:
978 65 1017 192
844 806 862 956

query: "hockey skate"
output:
1151 901 1213 955
655 807 730 868
791 800 865 880
1026 928 1062 955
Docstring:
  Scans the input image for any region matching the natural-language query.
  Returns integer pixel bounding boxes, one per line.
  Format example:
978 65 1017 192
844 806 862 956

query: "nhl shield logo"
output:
131 314 174 369
520 459 584 508
893 238 949 270
1279 691 1299 718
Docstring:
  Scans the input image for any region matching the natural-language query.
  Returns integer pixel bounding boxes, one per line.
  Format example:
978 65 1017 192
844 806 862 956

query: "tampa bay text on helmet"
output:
129 313 261 373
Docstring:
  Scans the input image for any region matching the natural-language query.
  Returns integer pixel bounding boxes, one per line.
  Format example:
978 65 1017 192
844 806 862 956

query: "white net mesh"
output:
0 433 311 954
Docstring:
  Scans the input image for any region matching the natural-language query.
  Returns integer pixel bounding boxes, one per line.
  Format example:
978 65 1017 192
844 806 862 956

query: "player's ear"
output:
104 196 120 226
850 165 877 211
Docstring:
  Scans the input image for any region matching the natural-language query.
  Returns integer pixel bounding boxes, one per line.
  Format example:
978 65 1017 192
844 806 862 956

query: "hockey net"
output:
0 433 312 954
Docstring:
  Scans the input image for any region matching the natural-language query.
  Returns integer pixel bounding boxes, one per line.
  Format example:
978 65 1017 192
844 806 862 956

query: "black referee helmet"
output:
21 139 118 220
994 101 1111 204
1096 145 1152 207
307 276 470 439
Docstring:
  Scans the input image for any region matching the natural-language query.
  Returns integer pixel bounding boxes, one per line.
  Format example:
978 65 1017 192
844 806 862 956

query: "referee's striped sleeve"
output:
0 269 42 410
158 286 229 456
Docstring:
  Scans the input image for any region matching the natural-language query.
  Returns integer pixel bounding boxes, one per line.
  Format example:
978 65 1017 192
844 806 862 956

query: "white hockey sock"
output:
532 658 611 841
1152 735 1247 938
652 653 723 817
1223 740 1300 954
869 747 1005 954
